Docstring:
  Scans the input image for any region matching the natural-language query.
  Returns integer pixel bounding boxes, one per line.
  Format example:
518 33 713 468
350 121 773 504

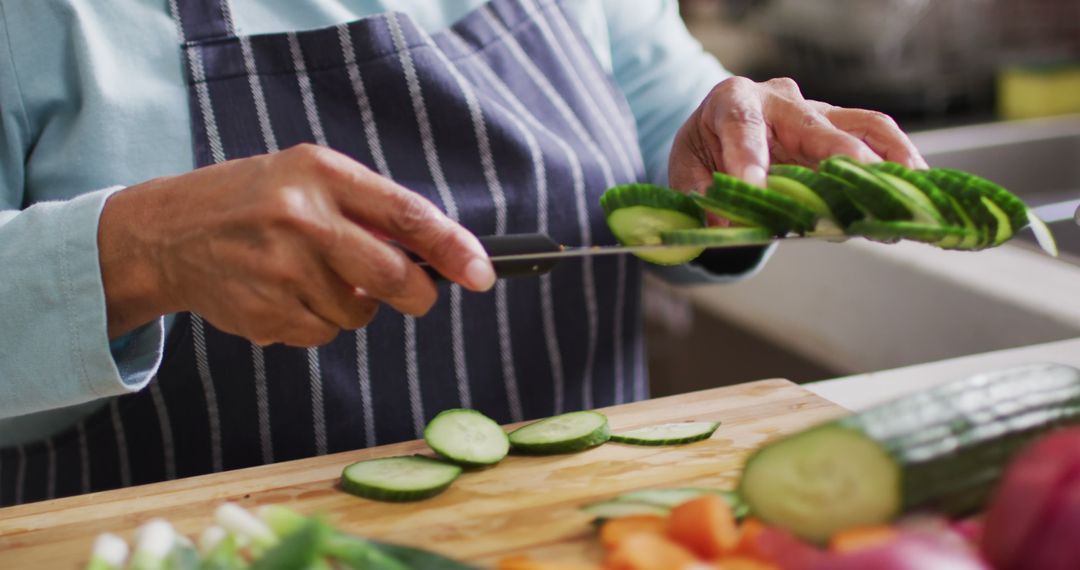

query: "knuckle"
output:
767 76 801 94
725 104 765 128
388 192 439 236
344 300 379 329
866 110 900 131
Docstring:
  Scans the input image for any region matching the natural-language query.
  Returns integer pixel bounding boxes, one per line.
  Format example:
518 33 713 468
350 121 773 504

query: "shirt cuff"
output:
0 186 164 419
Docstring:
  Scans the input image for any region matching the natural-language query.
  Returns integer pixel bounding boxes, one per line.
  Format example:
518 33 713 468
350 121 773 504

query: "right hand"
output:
98 144 495 346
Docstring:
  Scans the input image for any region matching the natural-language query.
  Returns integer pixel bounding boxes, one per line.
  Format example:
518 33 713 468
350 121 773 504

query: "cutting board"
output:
0 379 847 567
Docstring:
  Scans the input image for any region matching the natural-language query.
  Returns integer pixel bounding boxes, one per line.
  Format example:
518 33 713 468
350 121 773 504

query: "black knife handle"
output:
413 233 562 282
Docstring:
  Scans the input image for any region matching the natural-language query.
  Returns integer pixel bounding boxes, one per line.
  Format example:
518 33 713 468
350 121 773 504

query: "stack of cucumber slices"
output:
601 156 1058 266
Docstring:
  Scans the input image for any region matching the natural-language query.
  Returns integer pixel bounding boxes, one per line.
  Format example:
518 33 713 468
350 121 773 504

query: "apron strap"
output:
169 0 236 43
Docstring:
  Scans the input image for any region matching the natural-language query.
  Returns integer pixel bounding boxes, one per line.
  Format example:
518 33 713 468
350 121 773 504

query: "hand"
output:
668 76 928 193
98 144 495 346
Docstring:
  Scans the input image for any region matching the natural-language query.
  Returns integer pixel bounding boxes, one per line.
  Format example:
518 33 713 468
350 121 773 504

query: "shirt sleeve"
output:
604 0 770 285
0 7 164 420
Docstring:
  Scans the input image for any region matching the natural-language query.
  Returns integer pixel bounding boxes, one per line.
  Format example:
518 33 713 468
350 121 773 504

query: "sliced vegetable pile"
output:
85 503 476 570
341 409 720 503
600 157 1058 265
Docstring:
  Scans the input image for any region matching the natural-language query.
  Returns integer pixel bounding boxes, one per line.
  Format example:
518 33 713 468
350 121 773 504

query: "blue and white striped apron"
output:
0 0 648 506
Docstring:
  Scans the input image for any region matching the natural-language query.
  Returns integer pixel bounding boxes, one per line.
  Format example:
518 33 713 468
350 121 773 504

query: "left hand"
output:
668 76 929 193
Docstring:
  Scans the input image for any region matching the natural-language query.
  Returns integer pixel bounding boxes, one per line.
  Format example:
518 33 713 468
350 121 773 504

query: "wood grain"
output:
0 379 847 568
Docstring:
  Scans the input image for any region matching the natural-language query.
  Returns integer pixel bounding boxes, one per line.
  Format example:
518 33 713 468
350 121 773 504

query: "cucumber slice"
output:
615 489 750 520
585 489 749 522
770 164 864 227
508 411 611 455
874 172 945 226
709 172 818 234
600 184 705 265
660 227 772 246
610 421 720 446
689 193 786 235
980 197 1014 246
423 409 509 467
932 168 1029 231
766 175 831 220
739 424 901 543
341 456 462 502
820 157 913 221
869 162 959 227
926 169 1002 249
1027 209 1059 257
848 220 973 245
581 501 670 521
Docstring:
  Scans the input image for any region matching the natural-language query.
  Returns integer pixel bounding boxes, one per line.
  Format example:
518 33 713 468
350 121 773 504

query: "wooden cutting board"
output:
0 379 847 568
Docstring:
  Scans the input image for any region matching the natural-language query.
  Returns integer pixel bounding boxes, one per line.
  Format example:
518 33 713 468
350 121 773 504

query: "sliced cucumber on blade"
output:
423 409 509 467
508 411 610 455
660 227 772 246
820 157 912 221
1027 209 1059 257
847 220 974 245
601 184 705 265
610 421 720 446
341 456 462 502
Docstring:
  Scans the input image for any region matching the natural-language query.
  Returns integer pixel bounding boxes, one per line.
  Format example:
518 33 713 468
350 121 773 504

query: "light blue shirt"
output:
0 0 733 444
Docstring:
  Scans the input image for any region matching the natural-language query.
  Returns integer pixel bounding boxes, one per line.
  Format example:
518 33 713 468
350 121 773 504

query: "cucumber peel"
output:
610 421 720 446
660 227 772 246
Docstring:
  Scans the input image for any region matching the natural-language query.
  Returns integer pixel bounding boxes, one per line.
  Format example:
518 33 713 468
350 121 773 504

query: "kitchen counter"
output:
807 337 1080 411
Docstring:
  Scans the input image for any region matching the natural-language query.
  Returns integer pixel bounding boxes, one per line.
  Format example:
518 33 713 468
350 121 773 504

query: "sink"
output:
909 116 1080 261
674 116 1080 379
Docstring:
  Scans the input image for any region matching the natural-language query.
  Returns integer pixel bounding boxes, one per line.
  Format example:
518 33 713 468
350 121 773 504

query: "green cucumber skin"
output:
600 184 704 221
848 220 973 245
690 193 791 235
746 364 1080 529
926 170 1000 249
660 227 772 246
609 422 720 446
340 457 462 502
931 168 1029 231
423 409 510 468
509 422 611 455
851 364 1080 515
869 162 960 227
768 164 864 228
820 157 913 221
709 172 817 233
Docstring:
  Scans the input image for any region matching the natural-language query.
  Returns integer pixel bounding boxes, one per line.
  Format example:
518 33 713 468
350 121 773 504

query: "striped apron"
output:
0 0 647 506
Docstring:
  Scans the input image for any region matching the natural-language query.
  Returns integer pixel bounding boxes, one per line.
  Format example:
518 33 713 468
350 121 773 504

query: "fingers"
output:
297 260 381 331
709 77 770 187
817 105 929 169
298 146 495 292
321 220 440 317
766 96 881 165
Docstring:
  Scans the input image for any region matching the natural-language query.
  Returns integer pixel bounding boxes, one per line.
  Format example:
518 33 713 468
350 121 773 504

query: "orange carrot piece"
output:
498 555 602 570
606 533 702 570
600 515 669 550
828 525 898 554
711 556 780 570
667 495 738 558
733 518 767 558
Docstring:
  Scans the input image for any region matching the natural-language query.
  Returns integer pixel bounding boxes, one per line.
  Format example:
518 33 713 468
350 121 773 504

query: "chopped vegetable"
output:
600 184 706 265
604 532 701 570
739 363 1080 543
340 456 462 502
666 495 738 559
829 526 898 554
508 411 611 455
599 516 669 550
609 422 720 446
86 533 129 570
423 408 510 467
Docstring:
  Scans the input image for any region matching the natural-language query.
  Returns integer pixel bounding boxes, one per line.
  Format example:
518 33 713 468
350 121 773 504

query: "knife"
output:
416 198 1080 281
